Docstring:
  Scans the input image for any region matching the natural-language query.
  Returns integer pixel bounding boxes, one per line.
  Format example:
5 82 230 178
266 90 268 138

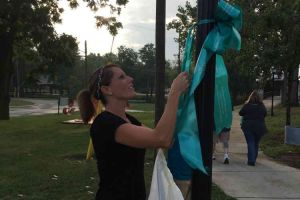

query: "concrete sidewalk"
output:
212 96 300 200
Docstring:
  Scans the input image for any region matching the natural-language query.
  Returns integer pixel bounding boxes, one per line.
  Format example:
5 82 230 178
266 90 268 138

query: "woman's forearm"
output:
153 90 181 147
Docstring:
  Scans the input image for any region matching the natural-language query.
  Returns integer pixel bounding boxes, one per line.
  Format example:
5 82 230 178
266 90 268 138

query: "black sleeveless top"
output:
90 111 146 200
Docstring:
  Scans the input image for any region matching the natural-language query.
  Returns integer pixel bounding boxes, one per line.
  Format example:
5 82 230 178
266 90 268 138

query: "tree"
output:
117 45 139 73
38 34 79 95
0 0 62 119
232 0 300 124
116 46 148 92
0 0 129 119
86 53 105 76
67 0 128 36
102 52 118 65
139 43 156 100
168 0 300 110
167 1 197 72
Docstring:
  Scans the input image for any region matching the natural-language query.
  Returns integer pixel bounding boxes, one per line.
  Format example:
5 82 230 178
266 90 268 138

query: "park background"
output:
1 0 300 199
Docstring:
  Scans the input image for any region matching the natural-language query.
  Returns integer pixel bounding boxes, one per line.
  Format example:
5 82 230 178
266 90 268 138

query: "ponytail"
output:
77 89 95 124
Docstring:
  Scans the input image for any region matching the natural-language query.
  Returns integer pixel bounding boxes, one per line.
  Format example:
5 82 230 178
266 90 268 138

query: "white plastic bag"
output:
148 149 184 200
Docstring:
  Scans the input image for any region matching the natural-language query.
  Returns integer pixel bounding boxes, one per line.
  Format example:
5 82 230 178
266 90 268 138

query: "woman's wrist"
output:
168 89 181 99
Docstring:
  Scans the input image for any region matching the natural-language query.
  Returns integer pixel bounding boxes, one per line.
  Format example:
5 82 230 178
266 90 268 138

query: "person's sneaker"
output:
247 161 255 166
212 154 216 160
223 154 229 164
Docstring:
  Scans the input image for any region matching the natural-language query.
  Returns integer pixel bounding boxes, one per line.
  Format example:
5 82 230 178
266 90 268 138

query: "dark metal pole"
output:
84 40 88 87
271 72 274 116
192 0 217 200
154 0 166 125
286 69 292 126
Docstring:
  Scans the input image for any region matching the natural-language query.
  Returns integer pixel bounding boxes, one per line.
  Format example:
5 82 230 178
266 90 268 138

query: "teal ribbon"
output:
173 0 242 174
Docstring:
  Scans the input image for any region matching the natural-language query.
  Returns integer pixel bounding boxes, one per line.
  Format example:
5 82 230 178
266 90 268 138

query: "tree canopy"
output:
0 0 129 119
168 0 300 106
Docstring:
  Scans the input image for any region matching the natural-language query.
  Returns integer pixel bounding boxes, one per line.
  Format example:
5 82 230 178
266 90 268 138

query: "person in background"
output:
213 127 231 164
62 99 75 115
239 90 267 166
77 64 189 200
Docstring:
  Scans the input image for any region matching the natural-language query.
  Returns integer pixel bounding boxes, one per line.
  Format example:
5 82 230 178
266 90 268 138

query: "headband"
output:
96 67 104 99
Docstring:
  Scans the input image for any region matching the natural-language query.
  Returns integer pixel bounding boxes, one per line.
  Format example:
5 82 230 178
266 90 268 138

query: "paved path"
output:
9 98 147 117
212 96 300 200
10 98 62 117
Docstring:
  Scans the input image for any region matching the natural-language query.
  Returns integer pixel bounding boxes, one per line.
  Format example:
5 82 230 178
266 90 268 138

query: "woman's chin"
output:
129 92 137 99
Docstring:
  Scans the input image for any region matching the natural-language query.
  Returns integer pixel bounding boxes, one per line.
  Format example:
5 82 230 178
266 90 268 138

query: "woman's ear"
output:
101 86 113 96
91 96 98 108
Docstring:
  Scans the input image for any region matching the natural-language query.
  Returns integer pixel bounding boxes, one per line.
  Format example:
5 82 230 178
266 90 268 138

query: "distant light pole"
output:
256 78 259 89
84 40 88 87
271 66 276 116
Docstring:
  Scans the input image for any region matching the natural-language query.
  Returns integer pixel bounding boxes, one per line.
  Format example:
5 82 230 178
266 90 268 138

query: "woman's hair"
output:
245 90 262 104
77 64 118 124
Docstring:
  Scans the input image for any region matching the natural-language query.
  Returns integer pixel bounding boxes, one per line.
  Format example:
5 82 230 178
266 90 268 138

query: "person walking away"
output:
213 127 231 164
77 64 189 200
239 90 267 166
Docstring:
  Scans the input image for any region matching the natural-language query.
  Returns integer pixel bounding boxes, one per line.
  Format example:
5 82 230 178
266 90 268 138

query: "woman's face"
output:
106 67 136 100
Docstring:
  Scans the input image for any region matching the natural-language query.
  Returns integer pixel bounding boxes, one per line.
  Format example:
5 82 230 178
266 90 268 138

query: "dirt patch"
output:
279 153 300 168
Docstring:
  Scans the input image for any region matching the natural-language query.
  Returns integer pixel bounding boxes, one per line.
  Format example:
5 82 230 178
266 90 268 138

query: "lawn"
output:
0 103 235 200
261 105 300 168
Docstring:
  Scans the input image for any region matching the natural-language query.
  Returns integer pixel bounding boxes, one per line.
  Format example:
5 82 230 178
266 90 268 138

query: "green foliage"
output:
138 43 156 97
0 0 65 119
67 43 178 101
0 0 130 119
167 1 197 54
67 0 129 36
117 45 139 69
102 52 118 64
168 0 300 105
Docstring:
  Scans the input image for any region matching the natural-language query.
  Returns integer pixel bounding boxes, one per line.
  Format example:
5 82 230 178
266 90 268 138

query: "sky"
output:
54 0 194 61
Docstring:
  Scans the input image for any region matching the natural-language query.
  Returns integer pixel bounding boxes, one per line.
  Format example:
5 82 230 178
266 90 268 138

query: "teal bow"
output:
169 0 242 175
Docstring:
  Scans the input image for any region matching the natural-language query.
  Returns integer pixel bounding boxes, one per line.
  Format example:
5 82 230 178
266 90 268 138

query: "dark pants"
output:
242 128 263 165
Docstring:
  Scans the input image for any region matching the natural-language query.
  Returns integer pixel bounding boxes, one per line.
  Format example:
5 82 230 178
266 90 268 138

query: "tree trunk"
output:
290 67 299 106
0 34 14 120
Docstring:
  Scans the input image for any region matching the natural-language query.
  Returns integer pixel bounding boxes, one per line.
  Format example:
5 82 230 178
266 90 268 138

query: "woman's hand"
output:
169 72 189 95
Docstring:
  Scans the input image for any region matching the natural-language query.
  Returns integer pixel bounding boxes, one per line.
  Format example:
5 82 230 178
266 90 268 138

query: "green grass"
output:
128 102 155 112
0 103 235 199
261 105 300 166
0 113 97 199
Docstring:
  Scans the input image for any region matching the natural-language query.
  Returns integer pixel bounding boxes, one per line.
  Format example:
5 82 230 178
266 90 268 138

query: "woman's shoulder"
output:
92 111 124 126
93 111 111 122
92 111 141 127
126 113 141 126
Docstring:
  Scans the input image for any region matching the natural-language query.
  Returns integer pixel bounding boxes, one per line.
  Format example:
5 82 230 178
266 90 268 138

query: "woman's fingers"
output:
171 72 190 94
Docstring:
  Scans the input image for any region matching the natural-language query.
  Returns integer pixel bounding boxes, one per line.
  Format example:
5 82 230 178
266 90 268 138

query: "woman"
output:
77 64 189 200
239 90 267 166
